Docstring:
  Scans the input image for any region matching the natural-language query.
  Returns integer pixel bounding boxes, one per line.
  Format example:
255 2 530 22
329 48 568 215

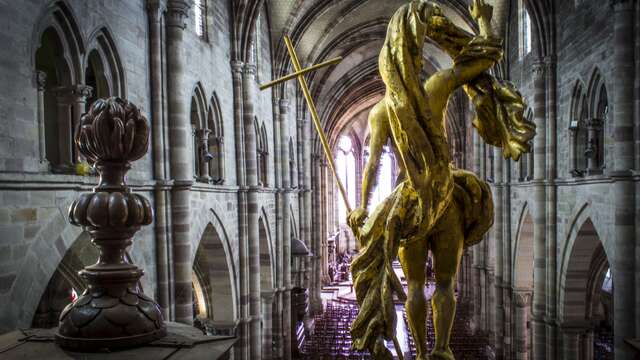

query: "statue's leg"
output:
398 236 429 359
429 205 464 360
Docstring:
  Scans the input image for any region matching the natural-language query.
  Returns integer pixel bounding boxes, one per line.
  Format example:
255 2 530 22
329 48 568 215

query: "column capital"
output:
243 63 257 76
146 0 166 15
279 98 290 112
532 61 545 77
195 127 212 138
261 290 276 301
513 290 532 308
54 85 93 101
36 71 47 91
230 60 244 74
165 0 191 29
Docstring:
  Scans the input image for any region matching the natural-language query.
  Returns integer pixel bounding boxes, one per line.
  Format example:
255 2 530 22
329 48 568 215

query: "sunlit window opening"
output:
519 0 532 58
336 136 356 224
366 145 394 211
602 268 612 294
194 0 206 38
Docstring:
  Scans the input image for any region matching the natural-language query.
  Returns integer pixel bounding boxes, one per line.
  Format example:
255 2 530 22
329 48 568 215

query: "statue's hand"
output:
469 0 493 24
348 207 368 229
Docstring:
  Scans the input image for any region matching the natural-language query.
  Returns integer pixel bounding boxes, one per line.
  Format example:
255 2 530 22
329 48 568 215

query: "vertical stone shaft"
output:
544 55 558 360
493 148 504 359
531 61 547 360
503 160 512 357
231 60 250 358
36 71 47 166
147 0 170 320
612 1 637 359
279 97 292 360
166 0 192 325
261 291 274 359
472 130 483 331
242 63 262 360
514 291 531 360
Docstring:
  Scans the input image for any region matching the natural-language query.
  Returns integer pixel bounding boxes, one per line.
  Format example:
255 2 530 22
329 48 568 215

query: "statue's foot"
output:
429 348 455 360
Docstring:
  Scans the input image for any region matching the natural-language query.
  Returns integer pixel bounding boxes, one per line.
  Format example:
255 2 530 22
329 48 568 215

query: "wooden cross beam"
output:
260 35 352 213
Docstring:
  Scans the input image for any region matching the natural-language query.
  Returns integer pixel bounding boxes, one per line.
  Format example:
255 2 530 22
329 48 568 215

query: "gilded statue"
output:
347 1 536 359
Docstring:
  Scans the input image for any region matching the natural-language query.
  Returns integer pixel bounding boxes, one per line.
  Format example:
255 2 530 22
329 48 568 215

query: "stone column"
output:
611 1 637 359
530 61 547 360
147 0 170 319
165 0 193 325
36 71 49 170
493 148 505 359
544 55 559 360
54 89 73 169
242 63 262 360
279 97 292 360
230 59 251 359
560 325 586 360
195 128 211 182
568 126 579 176
71 85 92 157
261 291 275 359
514 290 532 360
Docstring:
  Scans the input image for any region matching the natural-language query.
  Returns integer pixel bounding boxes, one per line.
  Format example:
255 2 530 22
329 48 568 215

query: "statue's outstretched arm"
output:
425 2 536 160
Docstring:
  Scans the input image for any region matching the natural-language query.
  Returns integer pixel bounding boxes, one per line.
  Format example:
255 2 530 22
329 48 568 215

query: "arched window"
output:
585 70 607 174
194 0 207 39
519 0 532 58
336 136 356 225
207 93 225 184
34 2 87 174
569 82 588 176
191 84 210 182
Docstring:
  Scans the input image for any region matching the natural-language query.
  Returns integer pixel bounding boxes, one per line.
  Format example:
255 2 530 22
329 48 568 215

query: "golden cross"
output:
260 35 352 213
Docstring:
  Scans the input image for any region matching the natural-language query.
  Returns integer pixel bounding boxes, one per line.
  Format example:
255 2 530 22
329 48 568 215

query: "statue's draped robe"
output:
350 2 535 357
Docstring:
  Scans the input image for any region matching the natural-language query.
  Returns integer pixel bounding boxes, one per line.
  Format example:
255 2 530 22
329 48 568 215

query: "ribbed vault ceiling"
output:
266 0 477 148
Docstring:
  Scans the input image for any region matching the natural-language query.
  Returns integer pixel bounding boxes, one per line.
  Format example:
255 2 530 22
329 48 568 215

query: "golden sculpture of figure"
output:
347 1 536 359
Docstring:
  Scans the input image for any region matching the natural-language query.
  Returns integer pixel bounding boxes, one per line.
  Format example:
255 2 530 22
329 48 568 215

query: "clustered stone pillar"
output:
611 0 637 359
279 97 293 360
493 147 504 359
530 60 547 360
242 62 262 360
147 0 171 320
261 291 275 359
230 59 250 359
165 0 193 325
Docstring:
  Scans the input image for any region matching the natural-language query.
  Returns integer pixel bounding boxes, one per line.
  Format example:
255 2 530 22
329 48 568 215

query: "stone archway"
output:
192 222 236 336
559 218 612 360
31 231 95 328
513 209 534 360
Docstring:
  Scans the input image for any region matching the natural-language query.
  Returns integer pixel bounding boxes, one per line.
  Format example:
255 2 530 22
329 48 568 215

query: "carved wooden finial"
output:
56 97 166 351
